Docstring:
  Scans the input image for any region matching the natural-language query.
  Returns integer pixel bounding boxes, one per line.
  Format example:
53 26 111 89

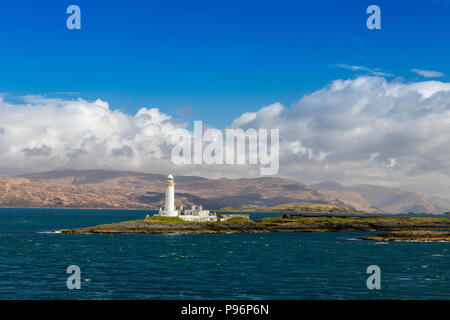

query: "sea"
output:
0 208 448 300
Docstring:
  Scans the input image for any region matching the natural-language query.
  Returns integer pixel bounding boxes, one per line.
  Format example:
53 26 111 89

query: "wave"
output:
37 230 62 234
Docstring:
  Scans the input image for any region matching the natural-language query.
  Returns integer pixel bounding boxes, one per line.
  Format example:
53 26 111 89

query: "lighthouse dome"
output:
167 174 174 180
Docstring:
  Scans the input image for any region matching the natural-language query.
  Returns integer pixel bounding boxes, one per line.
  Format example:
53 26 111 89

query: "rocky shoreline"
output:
360 230 450 242
60 215 450 238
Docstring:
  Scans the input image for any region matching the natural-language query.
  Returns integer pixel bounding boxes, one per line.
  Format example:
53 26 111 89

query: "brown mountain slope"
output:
0 170 352 210
311 181 450 214
309 189 377 213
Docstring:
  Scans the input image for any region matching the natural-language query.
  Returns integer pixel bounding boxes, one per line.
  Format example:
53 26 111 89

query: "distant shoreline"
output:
0 207 153 211
0 207 446 217
4 169 450 215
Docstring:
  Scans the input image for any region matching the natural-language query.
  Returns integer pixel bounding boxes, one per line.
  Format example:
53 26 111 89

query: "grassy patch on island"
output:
220 202 363 214
144 216 190 223
255 215 442 225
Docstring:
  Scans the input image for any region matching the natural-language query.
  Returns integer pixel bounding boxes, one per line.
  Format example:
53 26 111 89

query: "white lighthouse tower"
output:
160 174 178 217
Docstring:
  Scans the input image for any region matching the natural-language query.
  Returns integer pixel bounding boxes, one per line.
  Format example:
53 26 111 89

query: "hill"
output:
0 170 348 210
2 170 449 213
311 181 450 214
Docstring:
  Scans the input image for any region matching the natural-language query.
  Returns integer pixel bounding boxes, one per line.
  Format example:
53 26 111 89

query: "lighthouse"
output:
152 174 249 222
160 174 178 216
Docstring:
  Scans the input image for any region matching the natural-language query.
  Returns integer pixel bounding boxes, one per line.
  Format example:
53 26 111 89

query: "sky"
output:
1 0 450 198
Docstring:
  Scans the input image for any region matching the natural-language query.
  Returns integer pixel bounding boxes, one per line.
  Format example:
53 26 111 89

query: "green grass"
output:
219 217 252 224
220 202 362 213
145 215 252 224
144 216 190 223
254 215 445 226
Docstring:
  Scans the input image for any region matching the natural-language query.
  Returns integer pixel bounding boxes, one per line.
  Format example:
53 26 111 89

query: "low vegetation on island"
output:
142 215 251 225
219 202 364 214
360 230 450 242
60 214 450 240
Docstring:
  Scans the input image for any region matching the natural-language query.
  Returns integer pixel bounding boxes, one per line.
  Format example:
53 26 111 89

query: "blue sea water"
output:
0 208 448 300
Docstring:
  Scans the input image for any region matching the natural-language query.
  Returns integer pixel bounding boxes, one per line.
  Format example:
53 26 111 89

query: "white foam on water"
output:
38 230 62 234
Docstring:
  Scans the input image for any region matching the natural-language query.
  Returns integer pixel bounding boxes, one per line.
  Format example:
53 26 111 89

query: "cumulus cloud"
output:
111 145 134 158
231 76 450 198
411 68 445 78
1 76 450 198
22 145 52 157
0 95 185 175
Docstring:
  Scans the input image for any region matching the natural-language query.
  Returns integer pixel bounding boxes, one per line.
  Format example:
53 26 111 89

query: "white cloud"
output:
231 76 450 198
411 68 445 78
1 76 450 198
0 95 186 175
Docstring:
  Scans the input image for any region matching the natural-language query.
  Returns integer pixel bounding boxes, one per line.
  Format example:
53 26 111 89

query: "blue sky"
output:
0 0 449 127
1 1 450 197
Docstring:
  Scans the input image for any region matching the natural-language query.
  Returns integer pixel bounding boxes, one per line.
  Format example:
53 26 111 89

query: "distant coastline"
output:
2 170 450 214
0 205 445 216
